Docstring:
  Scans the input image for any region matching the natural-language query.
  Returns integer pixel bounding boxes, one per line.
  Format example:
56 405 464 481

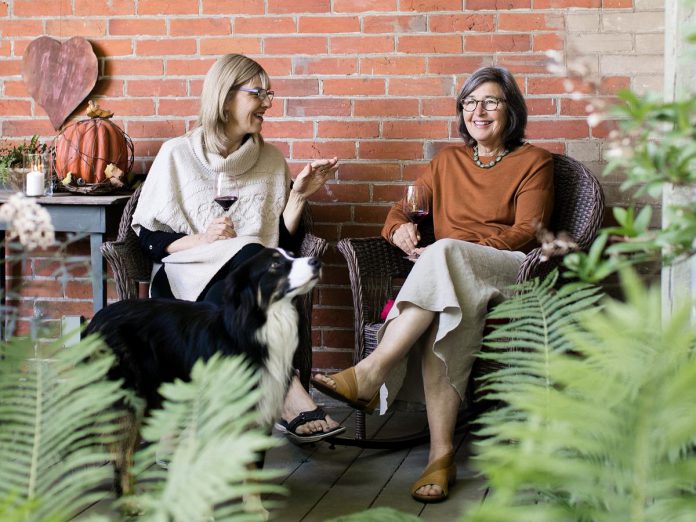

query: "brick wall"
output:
0 0 664 369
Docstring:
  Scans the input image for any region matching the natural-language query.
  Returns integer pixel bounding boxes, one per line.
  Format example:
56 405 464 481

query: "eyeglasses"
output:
238 87 275 102
460 97 505 112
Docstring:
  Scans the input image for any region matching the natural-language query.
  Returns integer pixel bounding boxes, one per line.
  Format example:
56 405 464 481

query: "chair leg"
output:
355 410 366 440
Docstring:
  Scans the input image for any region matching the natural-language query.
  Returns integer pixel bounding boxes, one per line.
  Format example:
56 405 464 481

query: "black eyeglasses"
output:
238 87 275 102
460 97 505 112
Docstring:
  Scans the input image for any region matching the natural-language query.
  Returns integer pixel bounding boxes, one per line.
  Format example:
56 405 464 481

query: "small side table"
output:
0 192 131 316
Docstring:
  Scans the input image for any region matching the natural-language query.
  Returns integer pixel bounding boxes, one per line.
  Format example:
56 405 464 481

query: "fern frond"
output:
134 353 284 522
0 335 125 521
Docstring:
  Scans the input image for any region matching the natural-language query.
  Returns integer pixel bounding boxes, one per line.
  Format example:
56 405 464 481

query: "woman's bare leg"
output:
313 304 435 401
413 325 462 498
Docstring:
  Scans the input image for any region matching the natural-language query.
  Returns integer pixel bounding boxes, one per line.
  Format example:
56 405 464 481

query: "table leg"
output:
90 233 105 315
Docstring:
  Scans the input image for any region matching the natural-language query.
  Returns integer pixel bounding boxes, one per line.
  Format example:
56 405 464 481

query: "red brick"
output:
341 224 385 237
170 17 231 36
318 121 380 139
422 97 457 117
527 77 593 95
533 33 564 51
309 204 352 222
127 79 187 97
268 0 330 13
13 0 71 16
46 19 107 37
591 119 619 139
429 13 495 33
318 286 352 306
158 99 200 116
126 120 187 139
373 183 408 202
37 300 92 320
102 98 156 116
313 308 353 328
334 0 397 12
323 78 385 96
312 349 354 370
2 120 55 137
496 55 551 74
465 34 531 53
499 14 564 32
526 97 557 116
354 99 419 117
139 0 198 14
90 39 134 57
352 205 391 224
293 57 358 75
535 0 600 6
105 58 164 76
65 281 93 299
133 140 166 158
315 183 369 203
532 141 565 154
299 16 361 33
203 0 264 14
137 39 197 56
264 140 290 156
560 99 594 117
403 162 429 181
337 163 400 182
271 79 319 97
526 119 589 139
263 121 314 138
331 36 395 54
109 18 167 36
390 77 454 97
256 57 293 76
467 0 531 8
200 37 262 55
400 0 461 9
360 56 426 75
427 56 490 74
360 141 423 160
286 98 351 117
292 141 357 160
75 0 134 15
382 120 448 139
3 81 28 97
600 76 630 95
17 280 64 298
0 20 44 37
603 0 633 6
235 16 297 34
266 36 328 54
0 100 32 116
363 15 427 33
167 58 216 76
397 35 462 54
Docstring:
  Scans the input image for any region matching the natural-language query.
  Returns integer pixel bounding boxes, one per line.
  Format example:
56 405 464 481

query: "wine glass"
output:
214 172 238 211
401 185 430 261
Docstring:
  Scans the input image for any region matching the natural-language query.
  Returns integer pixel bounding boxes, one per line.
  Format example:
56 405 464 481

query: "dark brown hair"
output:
456 66 527 149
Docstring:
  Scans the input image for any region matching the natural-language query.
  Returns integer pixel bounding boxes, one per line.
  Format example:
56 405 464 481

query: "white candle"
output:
26 169 44 196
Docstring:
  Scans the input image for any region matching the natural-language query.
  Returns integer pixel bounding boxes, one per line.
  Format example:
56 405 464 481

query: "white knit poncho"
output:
132 127 291 301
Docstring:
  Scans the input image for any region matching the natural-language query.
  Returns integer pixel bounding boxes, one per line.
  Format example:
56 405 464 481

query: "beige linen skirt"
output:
378 238 525 411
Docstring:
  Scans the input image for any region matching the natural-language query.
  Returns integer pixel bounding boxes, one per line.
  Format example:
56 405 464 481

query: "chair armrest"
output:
101 238 152 301
516 246 563 284
337 236 414 362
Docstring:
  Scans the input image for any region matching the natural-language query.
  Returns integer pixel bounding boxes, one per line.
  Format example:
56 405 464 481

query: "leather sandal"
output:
410 452 456 503
310 367 379 414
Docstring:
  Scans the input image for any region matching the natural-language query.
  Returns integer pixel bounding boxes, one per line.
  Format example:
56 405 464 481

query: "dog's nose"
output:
308 257 321 268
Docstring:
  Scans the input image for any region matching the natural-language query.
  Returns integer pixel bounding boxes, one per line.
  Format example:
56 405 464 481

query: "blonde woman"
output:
132 54 344 443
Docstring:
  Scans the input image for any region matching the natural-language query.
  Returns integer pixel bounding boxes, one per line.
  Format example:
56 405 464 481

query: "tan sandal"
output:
310 367 379 414
410 452 456 503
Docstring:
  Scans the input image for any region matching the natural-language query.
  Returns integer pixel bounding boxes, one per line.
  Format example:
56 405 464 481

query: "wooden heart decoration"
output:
21 36 98 130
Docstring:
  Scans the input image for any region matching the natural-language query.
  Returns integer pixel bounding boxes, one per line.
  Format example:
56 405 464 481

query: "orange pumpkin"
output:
54 106 133 184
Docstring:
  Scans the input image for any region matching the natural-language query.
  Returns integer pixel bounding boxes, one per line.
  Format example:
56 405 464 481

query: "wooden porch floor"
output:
77 407 488 521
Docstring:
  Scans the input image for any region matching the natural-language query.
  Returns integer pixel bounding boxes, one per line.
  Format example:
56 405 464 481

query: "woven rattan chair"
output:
100 186 329 388
334 153 605 445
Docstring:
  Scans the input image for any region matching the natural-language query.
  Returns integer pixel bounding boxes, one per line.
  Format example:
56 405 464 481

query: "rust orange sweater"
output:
382 143 554 253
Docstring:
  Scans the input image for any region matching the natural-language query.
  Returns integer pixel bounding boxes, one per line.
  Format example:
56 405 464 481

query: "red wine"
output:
408 210 430 224
214 195 238 210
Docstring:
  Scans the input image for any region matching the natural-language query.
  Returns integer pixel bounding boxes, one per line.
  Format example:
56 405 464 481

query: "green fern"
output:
0 335 126 522
133 353 284 522
466 269 696 522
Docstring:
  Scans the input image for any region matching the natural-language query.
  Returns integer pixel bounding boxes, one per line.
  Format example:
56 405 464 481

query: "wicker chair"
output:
335 153 605 445
100 186 329 388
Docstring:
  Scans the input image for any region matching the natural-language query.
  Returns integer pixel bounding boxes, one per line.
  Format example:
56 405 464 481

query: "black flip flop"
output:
274 407 346 444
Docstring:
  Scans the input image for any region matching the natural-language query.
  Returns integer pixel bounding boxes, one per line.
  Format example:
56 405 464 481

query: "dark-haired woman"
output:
312 66 554 502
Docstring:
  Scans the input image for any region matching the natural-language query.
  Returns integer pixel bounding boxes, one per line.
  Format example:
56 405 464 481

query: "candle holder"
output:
22 151 52 197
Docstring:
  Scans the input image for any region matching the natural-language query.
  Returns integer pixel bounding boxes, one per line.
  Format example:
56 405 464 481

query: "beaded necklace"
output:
473 145 509 169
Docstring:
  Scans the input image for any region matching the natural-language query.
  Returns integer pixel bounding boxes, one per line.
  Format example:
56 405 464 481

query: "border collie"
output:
84 247 321 496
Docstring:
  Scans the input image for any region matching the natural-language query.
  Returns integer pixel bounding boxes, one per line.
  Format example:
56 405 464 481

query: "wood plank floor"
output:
76 407 488 521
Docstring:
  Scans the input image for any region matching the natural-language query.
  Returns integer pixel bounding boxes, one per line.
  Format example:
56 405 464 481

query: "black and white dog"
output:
84 247 321 495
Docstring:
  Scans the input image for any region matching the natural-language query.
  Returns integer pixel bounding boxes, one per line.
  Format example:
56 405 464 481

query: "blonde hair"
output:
198 54 270 155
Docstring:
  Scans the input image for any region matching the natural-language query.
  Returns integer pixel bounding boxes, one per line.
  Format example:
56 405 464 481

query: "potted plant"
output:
0 135 46 192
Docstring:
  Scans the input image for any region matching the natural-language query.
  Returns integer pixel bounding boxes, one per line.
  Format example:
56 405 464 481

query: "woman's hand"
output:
391 222 422 257
201 216 236 243
292 157 339 199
